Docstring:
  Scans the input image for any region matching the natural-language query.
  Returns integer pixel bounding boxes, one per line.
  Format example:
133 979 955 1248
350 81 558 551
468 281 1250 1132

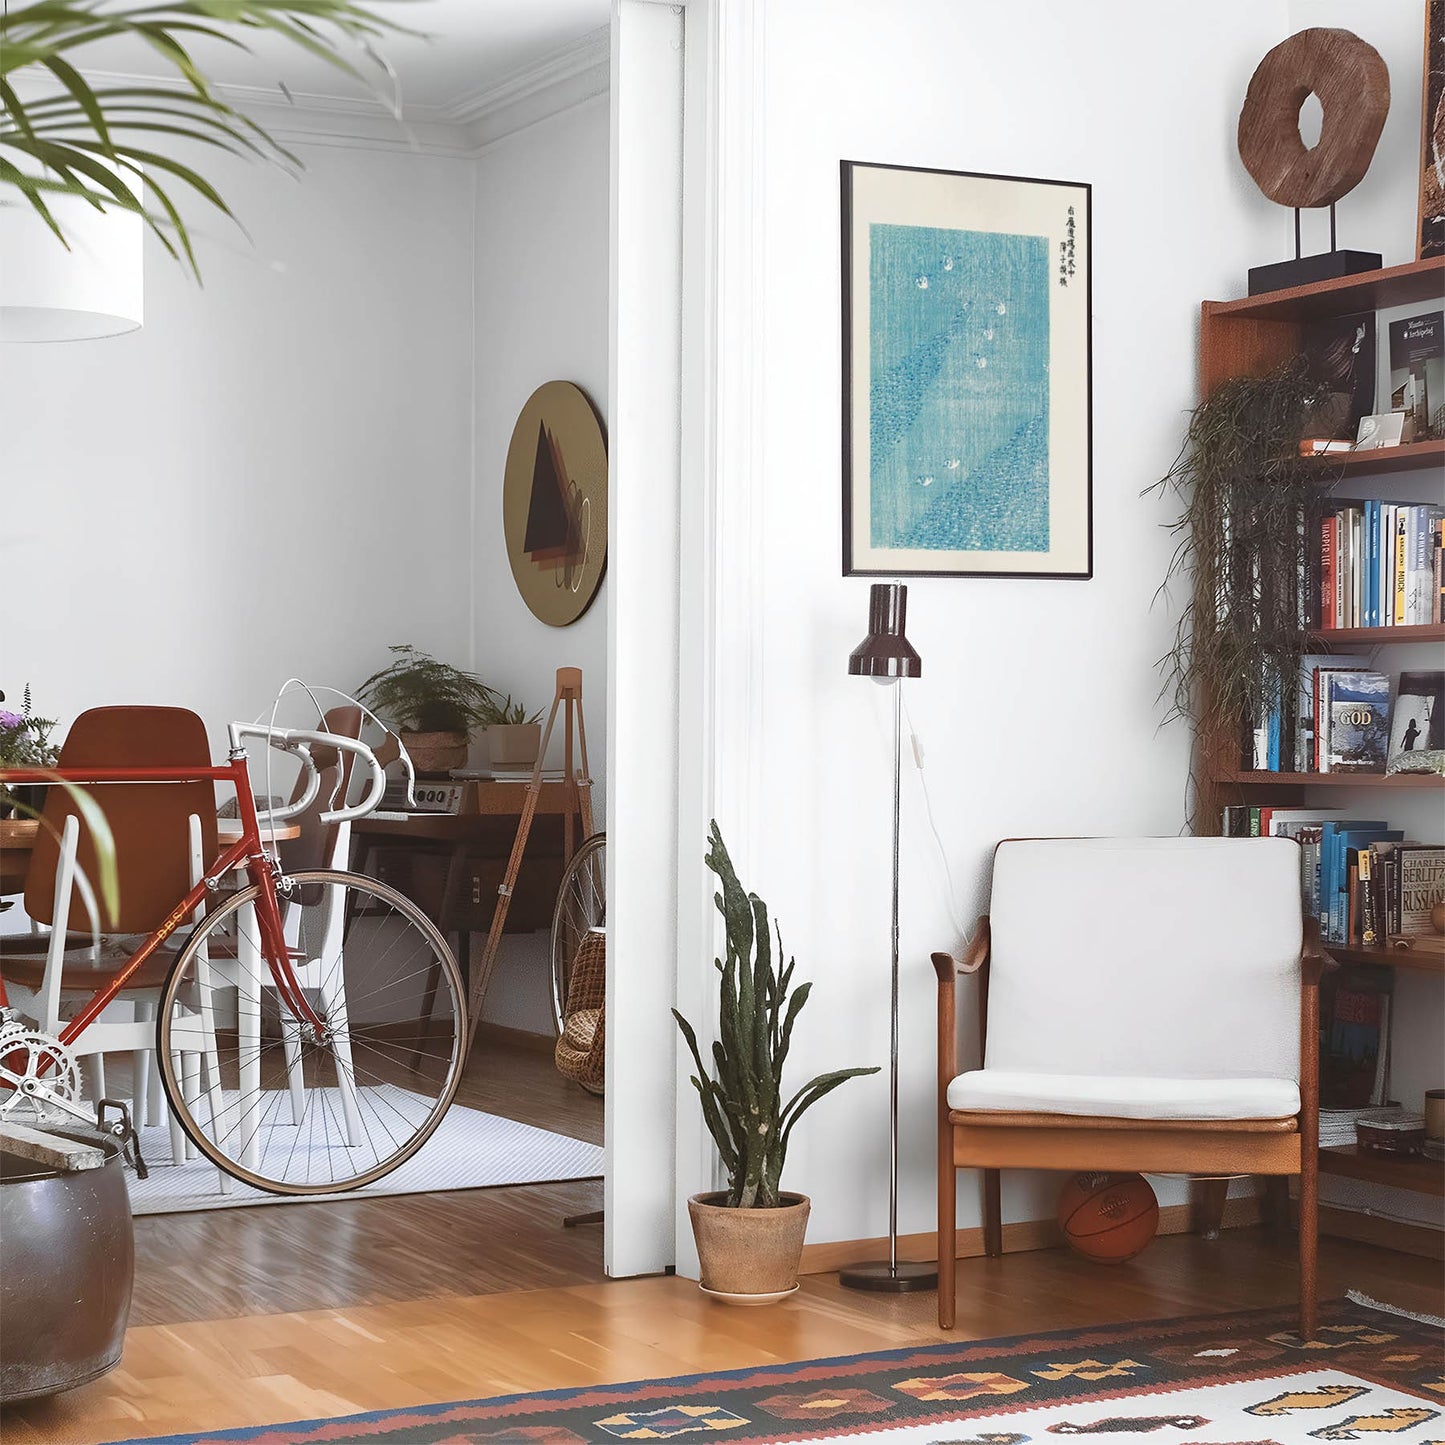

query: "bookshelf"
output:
1195 260 1445 1234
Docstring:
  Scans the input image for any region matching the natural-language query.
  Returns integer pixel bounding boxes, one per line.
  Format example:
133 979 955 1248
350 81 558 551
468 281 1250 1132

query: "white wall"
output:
695 0 1321 1250
0 142 476 742
469 95 612 1033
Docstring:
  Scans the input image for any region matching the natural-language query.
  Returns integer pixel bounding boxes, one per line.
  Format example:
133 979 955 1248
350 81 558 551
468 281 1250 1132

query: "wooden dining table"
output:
0 816 300 898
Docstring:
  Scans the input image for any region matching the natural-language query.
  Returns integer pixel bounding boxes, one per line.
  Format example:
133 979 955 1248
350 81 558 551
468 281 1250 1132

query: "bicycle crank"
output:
0 1025 91 1128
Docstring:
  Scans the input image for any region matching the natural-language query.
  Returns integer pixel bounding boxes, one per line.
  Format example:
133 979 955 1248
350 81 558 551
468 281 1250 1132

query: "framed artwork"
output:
841 160 1092 579
502 380 608 626
1420 0 1445 259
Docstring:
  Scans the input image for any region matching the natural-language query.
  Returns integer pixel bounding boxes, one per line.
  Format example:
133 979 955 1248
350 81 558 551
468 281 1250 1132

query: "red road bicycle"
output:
0 719 467 1194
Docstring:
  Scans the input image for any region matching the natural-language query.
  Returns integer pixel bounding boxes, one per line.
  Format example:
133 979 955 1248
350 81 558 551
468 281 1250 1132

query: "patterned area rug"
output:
105 1296 1442 1445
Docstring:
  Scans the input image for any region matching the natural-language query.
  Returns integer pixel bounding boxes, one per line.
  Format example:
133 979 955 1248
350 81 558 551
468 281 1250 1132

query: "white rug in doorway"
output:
125 1102 604 1215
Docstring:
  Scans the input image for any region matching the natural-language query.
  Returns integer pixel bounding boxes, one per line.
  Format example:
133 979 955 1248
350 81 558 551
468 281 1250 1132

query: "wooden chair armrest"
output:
932 917 991 981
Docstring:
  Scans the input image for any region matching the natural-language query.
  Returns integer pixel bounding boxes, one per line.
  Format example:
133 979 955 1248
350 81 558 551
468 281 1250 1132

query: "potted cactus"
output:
673 822 878 1303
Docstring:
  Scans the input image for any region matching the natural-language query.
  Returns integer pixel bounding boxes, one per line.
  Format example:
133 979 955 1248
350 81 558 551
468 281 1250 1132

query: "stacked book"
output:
1314 501 1444 630
1320 1105 1401 1147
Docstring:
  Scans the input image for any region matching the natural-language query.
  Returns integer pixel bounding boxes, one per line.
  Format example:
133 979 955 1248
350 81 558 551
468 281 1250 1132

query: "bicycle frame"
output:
0 751 326 1045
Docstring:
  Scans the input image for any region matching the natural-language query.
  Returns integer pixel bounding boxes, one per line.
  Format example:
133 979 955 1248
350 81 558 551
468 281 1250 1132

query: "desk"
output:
0 817 299 897
351 780 588 990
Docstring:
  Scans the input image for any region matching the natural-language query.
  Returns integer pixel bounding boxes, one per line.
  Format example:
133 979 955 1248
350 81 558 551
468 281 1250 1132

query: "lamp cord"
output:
899 689 969 941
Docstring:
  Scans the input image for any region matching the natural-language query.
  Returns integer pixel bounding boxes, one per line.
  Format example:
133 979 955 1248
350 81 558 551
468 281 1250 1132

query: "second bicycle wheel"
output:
157 869 466 1194
550 832 606 1035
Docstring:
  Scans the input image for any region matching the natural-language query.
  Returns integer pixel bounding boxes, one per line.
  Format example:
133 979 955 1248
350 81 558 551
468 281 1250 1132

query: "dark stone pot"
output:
0 1127 134 1403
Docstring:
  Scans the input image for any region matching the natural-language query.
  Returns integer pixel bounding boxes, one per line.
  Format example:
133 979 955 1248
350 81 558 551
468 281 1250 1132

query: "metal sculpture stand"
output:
465 667 593 1054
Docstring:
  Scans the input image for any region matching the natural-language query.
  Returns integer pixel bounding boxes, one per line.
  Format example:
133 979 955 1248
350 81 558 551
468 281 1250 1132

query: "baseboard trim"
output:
798 1196 1262 1275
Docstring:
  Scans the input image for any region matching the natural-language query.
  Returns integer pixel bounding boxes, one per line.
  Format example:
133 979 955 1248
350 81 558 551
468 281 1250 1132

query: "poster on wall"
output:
1420 0 1445 258
841 161 1092 579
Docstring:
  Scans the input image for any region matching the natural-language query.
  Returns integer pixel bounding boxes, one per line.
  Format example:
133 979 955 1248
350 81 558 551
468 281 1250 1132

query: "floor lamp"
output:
839 582 937 1293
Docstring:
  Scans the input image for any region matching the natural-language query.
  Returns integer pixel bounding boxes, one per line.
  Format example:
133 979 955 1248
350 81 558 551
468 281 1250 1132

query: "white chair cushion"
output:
985 838 1303 1082
947 1069 1300 1121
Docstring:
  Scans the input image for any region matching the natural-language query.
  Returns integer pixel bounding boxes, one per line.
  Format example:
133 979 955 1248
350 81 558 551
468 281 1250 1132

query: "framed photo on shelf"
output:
841 160 1092 579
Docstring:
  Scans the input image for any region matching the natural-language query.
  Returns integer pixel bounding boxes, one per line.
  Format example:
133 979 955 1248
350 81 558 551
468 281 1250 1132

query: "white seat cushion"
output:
947 1069 1300 1121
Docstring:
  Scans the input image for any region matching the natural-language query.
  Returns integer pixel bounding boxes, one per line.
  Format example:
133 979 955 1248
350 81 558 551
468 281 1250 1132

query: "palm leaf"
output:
0 0 415 277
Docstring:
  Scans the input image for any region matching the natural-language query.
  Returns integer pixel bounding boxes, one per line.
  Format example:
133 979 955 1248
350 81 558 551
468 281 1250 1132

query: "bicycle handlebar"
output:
226 723 397 826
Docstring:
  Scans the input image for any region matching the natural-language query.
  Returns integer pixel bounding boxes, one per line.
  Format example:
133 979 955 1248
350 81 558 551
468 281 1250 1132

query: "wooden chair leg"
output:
1298 1159 1318 1340
938 1139 956 1329
982 1168 1002 1258
1191 1176 1230 1239
1261 1175 1291 1241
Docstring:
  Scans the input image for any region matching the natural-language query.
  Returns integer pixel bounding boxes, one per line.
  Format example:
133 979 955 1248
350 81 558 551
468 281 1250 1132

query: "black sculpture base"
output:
838 1259 939 1293
1247 249 1382 296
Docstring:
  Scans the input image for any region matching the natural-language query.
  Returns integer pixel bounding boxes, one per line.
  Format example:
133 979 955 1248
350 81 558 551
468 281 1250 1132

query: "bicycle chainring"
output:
0 1027 84 1122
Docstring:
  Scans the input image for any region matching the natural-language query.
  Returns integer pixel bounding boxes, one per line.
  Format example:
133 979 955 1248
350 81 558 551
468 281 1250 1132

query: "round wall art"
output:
502 380 608 627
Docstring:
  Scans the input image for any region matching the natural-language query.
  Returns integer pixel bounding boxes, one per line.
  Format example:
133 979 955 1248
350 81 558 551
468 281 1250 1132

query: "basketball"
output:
1056 1172 1159 1264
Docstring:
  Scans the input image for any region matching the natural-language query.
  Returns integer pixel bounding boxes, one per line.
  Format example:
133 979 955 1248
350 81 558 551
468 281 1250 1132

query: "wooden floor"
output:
5 1230 1442 1445
131 1026 606 1325
5 1039 1443 1443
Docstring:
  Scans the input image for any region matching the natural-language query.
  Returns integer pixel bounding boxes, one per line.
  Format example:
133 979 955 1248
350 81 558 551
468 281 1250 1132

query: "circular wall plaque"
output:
1237 28 1389 209
502 381 608 627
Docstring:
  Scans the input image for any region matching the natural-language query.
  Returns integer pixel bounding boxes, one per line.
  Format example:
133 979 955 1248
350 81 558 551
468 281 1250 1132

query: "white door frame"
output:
606 0 766 1278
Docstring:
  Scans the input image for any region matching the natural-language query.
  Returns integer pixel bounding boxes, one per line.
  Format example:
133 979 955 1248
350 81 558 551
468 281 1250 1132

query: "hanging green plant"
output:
1147 359 1337 801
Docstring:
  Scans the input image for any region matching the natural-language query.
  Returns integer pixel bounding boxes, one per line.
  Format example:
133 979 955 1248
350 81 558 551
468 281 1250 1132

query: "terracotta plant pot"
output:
687 1191 810 1303
401 730 469 778
486 723 542 769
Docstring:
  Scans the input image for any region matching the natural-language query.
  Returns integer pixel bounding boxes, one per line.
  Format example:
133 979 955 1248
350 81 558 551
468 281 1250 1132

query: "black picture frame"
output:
841 159 1093 579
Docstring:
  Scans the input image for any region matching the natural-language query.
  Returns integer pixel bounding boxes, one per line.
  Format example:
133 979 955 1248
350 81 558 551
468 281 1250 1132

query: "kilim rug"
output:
105 1294 1442 1445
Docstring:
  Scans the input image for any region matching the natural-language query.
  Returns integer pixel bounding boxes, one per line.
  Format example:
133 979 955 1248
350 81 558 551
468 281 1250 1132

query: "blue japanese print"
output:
868 223 1050 552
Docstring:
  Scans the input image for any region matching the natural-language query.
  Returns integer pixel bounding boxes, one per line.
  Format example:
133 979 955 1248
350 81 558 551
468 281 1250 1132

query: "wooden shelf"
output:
1323 943 1445 976
1213 770 1445 789
1319 1144 1445 1197
1306 623 1445 645
1206 256 1445 323
1309 438 1445 479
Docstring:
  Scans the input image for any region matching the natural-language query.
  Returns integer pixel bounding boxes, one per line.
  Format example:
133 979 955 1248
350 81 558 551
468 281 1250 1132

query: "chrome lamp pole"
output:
839 582 937 1293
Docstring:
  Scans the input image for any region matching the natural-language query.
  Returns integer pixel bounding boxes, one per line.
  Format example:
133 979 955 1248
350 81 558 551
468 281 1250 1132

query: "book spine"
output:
1394 511 1408 625
1337 510 1349 629
1321 515 1336 629
1360 848 1377 947
1367 500 1380 629
1379 504 1394 626
1318 673 1331 773
1435 516 1444 625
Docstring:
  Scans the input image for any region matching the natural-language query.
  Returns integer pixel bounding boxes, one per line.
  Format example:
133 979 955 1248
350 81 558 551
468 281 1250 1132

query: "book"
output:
1388 311 1443 438
1396 844 1445 935
1386 670 1444 766
1321 671 1390 773
1405 505 1445 623
1319 966 1393 1109
1303 311 1377 439
1296 653 1367 772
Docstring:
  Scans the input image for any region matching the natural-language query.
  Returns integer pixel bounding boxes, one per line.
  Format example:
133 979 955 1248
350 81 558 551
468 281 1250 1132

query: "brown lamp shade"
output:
847 582 922 680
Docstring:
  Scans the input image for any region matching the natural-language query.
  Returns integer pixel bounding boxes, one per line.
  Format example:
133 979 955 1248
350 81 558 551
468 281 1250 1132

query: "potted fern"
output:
673 823 878 1303
357 646 497 777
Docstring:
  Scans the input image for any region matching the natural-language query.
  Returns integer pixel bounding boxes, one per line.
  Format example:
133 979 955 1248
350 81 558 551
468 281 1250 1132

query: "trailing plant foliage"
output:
1147 359 1335 813
672 822 878 1209
0 1 407 279
357 646 498 734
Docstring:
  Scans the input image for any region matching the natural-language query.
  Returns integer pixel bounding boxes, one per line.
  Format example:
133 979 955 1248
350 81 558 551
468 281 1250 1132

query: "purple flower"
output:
0 711 25 730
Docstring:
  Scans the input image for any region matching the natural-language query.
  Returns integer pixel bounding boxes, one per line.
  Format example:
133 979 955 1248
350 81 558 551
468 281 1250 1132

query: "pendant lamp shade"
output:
0 175 143 343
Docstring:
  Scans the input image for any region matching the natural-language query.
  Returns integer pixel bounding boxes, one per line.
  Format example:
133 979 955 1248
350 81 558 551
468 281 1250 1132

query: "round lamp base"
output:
837 1259 938 1293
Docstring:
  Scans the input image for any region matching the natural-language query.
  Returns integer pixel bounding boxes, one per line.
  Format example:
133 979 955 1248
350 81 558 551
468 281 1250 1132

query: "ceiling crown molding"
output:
18 26 612 158
450 27 610 152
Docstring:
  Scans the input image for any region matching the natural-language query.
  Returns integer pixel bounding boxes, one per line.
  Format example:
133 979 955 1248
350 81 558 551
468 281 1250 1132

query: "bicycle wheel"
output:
157 869 466 1194
550 832 606 1034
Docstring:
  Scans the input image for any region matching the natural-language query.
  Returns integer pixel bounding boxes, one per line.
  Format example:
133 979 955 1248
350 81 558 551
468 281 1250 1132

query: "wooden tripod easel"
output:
465 667 594 1052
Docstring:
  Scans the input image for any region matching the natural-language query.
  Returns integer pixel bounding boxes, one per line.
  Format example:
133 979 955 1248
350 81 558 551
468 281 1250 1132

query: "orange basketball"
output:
1056 1172 1159 1264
